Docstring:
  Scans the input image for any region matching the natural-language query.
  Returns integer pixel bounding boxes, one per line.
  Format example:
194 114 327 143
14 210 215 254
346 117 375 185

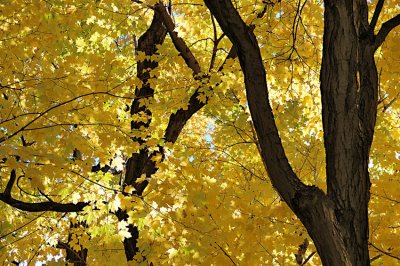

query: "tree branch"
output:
2 160 119 215
130 10 167 139
4 169 16 196
120 10 167 262
370 242 400 261
370 254 383 262
204 0 306 206
374 13 400 50
159 0 274 144
150 3 210 143
0 193 88 212
1 168 87 212
215 242 238 266
154 3 202 76
203 4 355 263
369 0 384 33
164 90 206 143
124 4 244 260
301 251 316 265
0 91 121 144
295 238 309 265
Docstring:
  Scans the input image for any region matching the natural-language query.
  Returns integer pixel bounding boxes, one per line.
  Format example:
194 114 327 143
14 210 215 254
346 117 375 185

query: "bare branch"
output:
0 193 88 212
209 14 223 71
215 242 238 266
0 91 124 144
301 251 316 265
370 254 383 262
370 242 400 261
369 0 385 33
371 192 400 204
374 13 400 50
0 160 90 214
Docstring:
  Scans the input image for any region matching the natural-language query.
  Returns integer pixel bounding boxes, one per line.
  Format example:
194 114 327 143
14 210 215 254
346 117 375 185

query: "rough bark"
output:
204 0 398 265
320 0 380 264
203 1 350 264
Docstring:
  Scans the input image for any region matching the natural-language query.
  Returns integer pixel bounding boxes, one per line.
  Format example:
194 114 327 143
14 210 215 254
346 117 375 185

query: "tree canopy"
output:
0 0 399 265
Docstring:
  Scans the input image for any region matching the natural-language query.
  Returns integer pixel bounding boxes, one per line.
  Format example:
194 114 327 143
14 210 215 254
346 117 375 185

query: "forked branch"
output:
0 169 87 212
375 13 400 50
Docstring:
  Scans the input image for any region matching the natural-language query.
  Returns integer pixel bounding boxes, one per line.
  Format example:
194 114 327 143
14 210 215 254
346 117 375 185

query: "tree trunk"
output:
204 0 383 265
318 1 377 264
119 11 166 261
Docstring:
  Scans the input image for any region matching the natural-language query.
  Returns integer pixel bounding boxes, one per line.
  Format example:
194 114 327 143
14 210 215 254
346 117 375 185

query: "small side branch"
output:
370 254 383 262
215 242 237 266
374 13 400 50
370 242 400 261
301 251 316 265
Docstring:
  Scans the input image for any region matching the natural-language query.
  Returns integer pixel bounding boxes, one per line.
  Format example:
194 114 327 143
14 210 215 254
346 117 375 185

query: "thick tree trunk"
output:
204 0 383 265
291 187 352 265
319 1 377 264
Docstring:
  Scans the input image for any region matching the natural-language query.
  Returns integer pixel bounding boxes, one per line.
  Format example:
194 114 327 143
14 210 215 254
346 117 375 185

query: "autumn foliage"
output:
0 0 399 265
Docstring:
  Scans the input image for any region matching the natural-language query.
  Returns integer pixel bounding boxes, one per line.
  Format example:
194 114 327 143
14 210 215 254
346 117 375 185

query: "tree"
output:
0 0 399 265
205 0 400 265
